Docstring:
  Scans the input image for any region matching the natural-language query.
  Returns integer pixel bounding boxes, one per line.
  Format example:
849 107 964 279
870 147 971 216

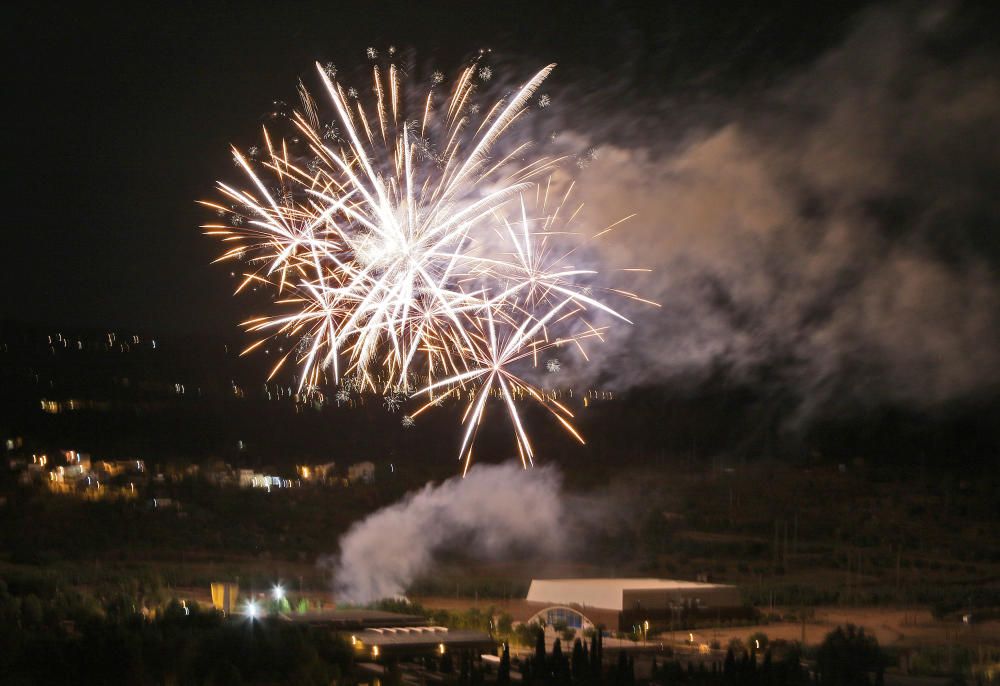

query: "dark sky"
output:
6 1 876 336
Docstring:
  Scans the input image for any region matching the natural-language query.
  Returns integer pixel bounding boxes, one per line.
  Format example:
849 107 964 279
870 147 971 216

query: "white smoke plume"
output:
548 3 1000 417
331 462 565 604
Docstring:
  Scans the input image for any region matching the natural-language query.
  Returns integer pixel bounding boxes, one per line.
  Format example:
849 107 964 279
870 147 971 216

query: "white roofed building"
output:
524 578 744 632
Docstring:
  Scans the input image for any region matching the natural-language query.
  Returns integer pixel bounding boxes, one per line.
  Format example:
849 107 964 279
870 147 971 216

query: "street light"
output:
272 584 285 601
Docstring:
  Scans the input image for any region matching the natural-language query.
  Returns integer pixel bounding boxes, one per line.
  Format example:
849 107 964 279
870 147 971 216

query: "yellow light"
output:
372 646 379 658
439 643 446 655
351 635 357 646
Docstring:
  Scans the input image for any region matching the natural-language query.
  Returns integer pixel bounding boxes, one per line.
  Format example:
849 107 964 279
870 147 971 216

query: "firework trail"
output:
202 51 653 473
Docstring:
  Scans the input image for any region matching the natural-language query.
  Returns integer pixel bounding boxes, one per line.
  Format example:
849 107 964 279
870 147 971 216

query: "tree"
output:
498 643 511 686
206 661 243 686
724 647 737 684
460 650 470 686
535 626 547 675
816 625 884 686
572 638 586 680
616 651 627 685
20 594 43 629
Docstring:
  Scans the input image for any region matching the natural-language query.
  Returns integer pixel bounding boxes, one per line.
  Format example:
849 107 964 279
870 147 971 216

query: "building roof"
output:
279 609 427 629
526 578 735 611
351 628 496 657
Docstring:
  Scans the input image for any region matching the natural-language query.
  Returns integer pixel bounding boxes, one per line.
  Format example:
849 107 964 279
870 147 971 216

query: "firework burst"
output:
201 52 653 473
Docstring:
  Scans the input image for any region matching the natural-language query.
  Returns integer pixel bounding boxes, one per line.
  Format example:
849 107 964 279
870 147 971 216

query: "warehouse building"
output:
283 609 495 660
525 578 744 632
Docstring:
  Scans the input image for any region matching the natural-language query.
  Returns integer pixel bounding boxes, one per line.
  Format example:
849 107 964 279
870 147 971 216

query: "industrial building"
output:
349 626 496 659
282 609 495 660
524 578 745 632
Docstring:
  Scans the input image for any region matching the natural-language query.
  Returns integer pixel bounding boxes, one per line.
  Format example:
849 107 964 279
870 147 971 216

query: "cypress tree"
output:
572 639 585 680
590 631 600 675
724 648 737 682
498 644 511 686
617 650 628 686
460 651 470 686
535 627 547 675
552 638 563 666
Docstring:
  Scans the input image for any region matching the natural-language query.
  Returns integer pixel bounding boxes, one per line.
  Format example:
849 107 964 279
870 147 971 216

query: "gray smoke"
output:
331 462 565 604
545 3 1000 417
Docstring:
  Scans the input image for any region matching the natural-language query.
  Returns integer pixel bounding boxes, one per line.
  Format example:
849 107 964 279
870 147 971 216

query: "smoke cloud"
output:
547 3 1000 417
331 462 565 604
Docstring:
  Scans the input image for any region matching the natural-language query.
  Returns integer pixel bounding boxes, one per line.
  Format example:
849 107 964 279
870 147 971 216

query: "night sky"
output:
7 1 878 335
7 1 1000 421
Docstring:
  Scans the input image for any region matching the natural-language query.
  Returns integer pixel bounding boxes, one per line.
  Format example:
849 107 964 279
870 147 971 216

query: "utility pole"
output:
783 520 789 569
793 513 798 555
896 547 902 591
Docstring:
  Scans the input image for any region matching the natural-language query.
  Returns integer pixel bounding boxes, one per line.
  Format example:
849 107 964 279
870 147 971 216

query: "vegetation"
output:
0 577 351 685
814 624 884 685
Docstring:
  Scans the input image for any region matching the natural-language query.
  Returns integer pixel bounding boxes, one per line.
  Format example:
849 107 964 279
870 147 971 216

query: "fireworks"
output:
202 52 653 474
384 393 403 412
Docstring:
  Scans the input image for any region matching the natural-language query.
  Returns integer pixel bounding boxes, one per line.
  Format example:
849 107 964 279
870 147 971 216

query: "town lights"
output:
438 643 446 655
246 601 259 619
271 584 285 601
372 646 380 658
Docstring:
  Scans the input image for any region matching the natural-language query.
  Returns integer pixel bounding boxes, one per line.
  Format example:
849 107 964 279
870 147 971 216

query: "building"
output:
350 626 496 660
237 468 255 488
296 461 336 483
284 610 495 660
211 582 239 614
348 461 375 484
524 578 744 632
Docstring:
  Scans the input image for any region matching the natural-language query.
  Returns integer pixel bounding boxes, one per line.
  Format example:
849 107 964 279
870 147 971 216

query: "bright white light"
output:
272 585 285 601
246 601 259 619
